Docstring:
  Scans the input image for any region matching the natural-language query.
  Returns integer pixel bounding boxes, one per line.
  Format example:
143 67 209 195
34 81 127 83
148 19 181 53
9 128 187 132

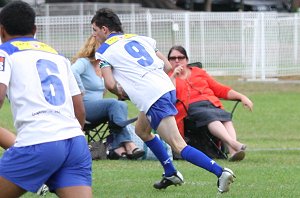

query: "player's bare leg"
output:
55 186 92 198
135 112 154 142
135 112 184 189
155 116 187 154
0 176 26 198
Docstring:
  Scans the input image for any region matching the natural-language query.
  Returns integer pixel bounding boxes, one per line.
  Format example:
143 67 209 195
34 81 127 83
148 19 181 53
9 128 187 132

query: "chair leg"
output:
84 121 110 144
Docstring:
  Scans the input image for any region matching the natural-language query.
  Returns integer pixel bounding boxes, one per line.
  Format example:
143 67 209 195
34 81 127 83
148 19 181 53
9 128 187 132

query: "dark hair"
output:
0 1 36 36
167 45 189 60
91 8 123 33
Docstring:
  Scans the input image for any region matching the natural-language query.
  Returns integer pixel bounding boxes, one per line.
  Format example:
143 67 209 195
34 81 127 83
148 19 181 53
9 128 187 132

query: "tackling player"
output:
92 8 236 193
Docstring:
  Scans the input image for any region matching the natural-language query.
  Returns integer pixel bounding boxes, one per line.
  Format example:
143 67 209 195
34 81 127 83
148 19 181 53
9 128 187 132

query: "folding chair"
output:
83 117 138 160
84 117 139 144
181 99 240 159
173 62 240 160
83 119 110 160
84 119 110 143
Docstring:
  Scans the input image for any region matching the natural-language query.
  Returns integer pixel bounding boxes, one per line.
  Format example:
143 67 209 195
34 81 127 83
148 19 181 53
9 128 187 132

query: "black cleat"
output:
153 171 184 189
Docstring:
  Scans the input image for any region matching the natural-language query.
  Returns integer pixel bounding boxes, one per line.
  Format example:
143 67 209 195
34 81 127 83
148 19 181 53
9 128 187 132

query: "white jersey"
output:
96 33 175 113
0 37 83 147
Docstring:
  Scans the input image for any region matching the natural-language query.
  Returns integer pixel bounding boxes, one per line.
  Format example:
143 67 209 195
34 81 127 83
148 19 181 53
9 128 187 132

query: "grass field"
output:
1 79 300 197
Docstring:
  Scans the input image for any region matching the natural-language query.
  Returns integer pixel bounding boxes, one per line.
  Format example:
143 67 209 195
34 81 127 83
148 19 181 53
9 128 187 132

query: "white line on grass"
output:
248 148 300 151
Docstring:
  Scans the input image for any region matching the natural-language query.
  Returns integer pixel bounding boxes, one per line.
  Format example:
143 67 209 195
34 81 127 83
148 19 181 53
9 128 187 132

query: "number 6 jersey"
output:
96 33 175 113
0 37 83 147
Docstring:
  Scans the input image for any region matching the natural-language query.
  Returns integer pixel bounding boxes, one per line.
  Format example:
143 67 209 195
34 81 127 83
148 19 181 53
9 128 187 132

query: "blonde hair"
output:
71 35 100 65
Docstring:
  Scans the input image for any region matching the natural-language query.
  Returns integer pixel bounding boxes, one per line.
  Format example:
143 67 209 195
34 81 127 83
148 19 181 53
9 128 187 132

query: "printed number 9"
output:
36 59 65 106
124 41 154 66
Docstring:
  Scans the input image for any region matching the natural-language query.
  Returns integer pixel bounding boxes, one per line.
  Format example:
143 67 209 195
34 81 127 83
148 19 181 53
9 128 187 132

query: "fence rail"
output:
34 7 300 80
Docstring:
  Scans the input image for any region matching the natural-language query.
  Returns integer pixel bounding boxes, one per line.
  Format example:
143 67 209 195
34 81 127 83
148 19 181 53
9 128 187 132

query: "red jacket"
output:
171 66 231 137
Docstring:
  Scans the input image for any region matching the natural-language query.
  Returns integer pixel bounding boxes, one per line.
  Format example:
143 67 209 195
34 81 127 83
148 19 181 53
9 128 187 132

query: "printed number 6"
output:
124 41 154 66
36 59 65 106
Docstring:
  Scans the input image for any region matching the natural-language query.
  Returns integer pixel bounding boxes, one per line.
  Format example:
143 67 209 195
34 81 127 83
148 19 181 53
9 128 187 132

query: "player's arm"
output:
101 66 128 100
156 50 172 74
0 83 7 109
72 94 85 129
0 127 16 149
0 53 9 109
67 58 86 129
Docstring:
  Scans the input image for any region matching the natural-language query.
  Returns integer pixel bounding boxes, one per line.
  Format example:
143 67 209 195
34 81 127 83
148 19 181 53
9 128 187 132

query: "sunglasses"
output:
168 56 186 61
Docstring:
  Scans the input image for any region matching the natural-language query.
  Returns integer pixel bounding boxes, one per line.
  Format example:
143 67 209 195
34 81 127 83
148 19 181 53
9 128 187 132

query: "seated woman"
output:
71 36 144 160
168 45 253 161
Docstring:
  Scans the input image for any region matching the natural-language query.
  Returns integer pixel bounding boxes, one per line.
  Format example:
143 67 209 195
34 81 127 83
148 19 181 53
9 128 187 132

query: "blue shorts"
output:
146 90 178 130
0 135 92 193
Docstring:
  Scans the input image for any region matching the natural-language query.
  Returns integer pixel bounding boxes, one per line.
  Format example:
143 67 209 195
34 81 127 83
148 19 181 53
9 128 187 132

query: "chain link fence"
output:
33 3 300 79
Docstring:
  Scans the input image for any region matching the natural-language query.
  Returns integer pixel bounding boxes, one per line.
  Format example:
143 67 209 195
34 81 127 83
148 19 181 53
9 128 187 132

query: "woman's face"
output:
168 49 188 69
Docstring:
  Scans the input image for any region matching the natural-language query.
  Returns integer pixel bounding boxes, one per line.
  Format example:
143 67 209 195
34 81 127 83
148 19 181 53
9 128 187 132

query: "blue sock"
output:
145 135 176 177
181 145 223 177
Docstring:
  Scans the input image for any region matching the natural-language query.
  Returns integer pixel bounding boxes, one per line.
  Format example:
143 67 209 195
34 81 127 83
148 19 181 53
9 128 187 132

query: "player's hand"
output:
118 92 129 101
116 83 129 101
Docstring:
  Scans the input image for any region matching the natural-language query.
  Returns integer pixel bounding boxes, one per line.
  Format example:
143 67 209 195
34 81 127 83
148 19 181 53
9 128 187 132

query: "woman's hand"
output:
227 90 253 112
240 95 253 111
170 65 183 79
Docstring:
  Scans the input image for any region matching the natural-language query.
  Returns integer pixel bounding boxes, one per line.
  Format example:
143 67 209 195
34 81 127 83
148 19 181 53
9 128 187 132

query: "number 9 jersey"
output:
0 37 83 147
96 33 175 113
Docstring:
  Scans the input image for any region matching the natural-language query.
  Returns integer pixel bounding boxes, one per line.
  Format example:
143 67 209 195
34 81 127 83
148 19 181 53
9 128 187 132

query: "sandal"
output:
228 150 245 162
241 144 247 151
127 148 145 160
107 150 127 160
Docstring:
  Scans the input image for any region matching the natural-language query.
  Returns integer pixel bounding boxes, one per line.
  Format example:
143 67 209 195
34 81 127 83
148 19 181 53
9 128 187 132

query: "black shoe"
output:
107 150 127 160
153 171 184 189
127 148 145 160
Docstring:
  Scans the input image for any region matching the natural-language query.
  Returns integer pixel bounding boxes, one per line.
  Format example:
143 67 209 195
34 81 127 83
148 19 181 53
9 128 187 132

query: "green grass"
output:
0 99 14 132
1 79 300 197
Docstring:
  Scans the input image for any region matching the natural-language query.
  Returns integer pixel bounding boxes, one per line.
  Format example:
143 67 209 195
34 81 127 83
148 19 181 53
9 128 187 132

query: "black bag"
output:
89 140 107 160
184 117 228 159
176 99 228 159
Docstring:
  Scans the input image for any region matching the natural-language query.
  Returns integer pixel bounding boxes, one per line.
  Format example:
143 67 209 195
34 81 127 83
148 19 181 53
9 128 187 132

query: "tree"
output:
0 0 8 7
204 0 212 11
291 0 300 12
188 0 212 11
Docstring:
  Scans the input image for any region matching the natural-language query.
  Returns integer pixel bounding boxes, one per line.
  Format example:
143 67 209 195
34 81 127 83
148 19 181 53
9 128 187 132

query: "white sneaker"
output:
36 184 49 196
153 171 184 189
217 168 235 193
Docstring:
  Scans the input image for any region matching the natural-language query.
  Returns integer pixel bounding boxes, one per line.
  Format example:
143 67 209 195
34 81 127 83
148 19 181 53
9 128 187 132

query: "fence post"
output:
94 3 97 14
184 12 190 60
260 12 266 80
146 10 152 38
79 3 84 46
251 16 259 80
171 22 179 46
200 12 205 64
45 4 49 16
79 2 83 15
241 12 245 65
130 4 136 33
294 13 298 65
